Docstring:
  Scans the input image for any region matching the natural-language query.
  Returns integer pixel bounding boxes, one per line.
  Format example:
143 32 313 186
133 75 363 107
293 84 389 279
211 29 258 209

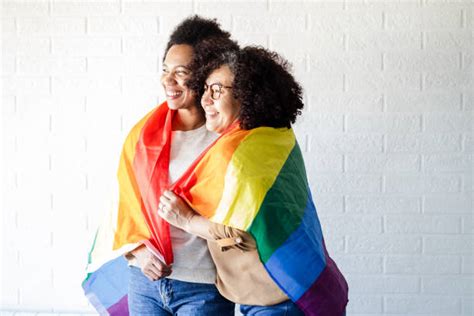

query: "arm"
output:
159 190 256 251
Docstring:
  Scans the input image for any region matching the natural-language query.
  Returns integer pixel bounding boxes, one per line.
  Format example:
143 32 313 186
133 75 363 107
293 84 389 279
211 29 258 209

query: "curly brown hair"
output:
189 42 304 129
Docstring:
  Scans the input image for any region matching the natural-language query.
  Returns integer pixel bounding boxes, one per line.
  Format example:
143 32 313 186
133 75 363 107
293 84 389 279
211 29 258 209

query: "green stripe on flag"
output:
248 143 309 263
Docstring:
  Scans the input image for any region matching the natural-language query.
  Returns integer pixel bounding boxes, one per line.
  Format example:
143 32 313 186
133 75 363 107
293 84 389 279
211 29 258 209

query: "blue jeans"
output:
240 300 304 315
128 266 234 315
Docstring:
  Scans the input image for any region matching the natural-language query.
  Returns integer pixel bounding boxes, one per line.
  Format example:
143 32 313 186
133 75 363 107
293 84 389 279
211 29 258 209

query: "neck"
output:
172 106 205 131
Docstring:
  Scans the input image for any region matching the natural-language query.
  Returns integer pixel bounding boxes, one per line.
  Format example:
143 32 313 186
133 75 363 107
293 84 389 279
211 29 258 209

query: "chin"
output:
166 100 181 110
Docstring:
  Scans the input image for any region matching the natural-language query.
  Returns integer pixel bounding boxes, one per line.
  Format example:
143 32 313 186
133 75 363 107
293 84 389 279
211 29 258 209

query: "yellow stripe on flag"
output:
211 127 296 230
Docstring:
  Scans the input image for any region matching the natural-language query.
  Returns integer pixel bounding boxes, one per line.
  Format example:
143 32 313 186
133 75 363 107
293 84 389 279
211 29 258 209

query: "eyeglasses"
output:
203 83 233 101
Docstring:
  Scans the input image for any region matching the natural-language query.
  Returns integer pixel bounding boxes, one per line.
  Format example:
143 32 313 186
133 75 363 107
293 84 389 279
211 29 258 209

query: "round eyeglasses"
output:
203 83 233 101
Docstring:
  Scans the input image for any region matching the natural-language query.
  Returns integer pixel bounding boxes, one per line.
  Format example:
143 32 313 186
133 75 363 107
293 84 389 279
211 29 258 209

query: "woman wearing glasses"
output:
158 39 348 315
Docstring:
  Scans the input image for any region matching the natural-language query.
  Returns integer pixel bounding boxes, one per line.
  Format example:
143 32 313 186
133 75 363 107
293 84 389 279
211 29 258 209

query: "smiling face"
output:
201 65 241 134
161 44 196 110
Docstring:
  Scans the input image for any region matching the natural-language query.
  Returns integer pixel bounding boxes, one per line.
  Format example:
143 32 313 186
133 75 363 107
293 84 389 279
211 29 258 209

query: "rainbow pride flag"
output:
83 103 176 314
173 124 349 315
83 102 348 315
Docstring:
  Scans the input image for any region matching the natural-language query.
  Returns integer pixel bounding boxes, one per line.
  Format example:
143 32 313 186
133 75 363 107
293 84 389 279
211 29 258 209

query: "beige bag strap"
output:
216 236 243 250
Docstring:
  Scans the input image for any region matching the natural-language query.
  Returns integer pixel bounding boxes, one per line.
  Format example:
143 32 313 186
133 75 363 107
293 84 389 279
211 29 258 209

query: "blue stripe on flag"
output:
83 255 130 310
264 190 326 301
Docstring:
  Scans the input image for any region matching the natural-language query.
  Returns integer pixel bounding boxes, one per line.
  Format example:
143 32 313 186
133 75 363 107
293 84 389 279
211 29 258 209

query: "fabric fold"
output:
83 102 175 314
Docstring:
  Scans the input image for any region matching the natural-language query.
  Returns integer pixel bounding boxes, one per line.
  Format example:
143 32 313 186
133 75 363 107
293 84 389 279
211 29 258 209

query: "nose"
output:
201 88 213 107
161 72 176 86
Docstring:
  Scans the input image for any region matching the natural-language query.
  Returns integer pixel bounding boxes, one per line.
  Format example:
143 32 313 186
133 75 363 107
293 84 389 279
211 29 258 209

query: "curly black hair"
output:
163 15 232 60
188 36 240 98
190 44 304 129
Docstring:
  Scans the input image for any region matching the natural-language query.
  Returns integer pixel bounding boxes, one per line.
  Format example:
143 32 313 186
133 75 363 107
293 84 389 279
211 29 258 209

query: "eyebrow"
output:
162 64 190 70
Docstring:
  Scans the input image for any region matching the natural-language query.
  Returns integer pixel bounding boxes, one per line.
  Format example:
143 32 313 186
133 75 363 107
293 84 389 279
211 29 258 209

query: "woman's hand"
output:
132 246 172 281
158 190 196 231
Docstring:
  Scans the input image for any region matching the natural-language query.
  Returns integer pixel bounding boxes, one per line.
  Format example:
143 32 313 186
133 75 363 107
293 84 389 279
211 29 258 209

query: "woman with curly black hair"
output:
122 16 238 315
84 16 238 315
158 43 348 315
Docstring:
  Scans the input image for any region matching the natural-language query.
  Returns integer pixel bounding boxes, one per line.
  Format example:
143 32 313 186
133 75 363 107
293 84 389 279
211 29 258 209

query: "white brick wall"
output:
1 0 472 315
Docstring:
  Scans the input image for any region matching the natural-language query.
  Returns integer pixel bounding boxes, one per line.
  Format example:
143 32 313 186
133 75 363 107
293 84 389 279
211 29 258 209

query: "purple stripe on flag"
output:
107 294 129 316
296 251 348 316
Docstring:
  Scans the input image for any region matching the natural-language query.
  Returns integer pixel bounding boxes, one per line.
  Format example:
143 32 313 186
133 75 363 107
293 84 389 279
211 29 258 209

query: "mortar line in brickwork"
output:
381 11 386 30
342 73 346 92
49 114 53 132
85 56 89 73
122 37 126 54
381 52 384 71
382 134 387 153
381 174 386 193
421 31 425 50
14 54 18 73
420 195 426 214
13 17 18 35
459 52 463 70
421 236 426 254
49 76 53 94
418 115 423 134
85 16 90 35
460 93 464 111
342 154 346 173
420 73 424 91
461 9 465 28
420 112 425 133
342 114 347 133
381 214 385 233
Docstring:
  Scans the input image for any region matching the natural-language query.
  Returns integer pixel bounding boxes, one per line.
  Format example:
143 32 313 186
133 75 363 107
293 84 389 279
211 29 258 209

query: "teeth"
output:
166 91 182 97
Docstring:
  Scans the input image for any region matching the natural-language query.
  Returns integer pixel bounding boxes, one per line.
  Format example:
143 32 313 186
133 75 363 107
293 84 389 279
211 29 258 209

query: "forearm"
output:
184 215 214 240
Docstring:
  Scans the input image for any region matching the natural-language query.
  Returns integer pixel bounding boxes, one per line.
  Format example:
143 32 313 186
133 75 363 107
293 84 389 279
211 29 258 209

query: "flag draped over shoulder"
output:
83 102 176 315
173 124 349 316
